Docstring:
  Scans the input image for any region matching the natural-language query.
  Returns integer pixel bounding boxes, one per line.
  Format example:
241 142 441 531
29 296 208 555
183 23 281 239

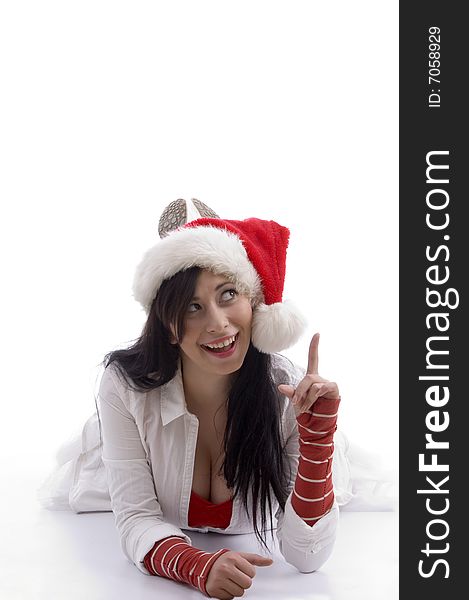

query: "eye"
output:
221 289 238 301
187 302 201 313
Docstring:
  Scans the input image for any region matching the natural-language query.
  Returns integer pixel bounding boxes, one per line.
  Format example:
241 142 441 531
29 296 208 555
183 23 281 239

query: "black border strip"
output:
400 2 466 595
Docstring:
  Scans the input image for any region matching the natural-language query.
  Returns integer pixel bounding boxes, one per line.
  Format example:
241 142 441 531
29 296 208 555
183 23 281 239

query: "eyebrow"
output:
191 281 233 301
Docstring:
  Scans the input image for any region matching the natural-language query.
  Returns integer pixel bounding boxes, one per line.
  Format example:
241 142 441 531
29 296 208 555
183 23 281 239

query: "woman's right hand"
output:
205 551 273 599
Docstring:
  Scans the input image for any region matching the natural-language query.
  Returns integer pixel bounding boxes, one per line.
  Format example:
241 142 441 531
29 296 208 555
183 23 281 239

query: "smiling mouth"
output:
201 333 239 353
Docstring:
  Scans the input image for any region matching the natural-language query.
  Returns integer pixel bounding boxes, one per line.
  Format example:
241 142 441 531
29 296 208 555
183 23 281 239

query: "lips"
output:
202 333 238 349
201 333 239 356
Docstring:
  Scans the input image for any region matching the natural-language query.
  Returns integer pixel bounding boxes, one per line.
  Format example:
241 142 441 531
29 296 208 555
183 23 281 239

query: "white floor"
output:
1 463 398 600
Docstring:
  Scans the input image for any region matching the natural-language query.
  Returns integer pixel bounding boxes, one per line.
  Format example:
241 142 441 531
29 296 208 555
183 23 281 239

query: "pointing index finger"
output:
307 333 320 374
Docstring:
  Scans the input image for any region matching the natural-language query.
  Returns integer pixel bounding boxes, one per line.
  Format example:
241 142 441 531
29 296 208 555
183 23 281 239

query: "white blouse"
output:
92 352 354 575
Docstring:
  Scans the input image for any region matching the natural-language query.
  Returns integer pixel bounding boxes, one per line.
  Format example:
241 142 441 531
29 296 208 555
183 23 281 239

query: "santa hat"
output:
132 199 307 353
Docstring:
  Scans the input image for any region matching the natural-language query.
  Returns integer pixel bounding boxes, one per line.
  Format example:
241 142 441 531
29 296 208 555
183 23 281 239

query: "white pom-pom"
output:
251 300 308 353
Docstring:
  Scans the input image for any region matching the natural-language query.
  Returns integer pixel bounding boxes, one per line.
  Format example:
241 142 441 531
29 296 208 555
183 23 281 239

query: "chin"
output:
210 356 245 376
207 343 249 375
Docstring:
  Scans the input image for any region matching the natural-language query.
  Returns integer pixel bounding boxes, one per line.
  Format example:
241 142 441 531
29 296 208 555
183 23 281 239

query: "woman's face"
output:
173 269 253 378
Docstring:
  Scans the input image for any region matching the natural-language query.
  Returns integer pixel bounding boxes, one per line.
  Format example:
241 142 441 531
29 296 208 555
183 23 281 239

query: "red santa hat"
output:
132 199 307 353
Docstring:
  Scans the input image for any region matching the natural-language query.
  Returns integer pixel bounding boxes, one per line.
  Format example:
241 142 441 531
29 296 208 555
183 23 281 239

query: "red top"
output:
188 489 233 529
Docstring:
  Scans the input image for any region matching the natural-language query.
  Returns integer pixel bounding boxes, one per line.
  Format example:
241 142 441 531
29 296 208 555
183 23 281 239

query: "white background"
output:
1 1 397 492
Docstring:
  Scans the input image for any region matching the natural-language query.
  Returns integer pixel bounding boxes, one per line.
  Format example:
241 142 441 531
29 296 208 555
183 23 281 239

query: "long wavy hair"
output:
98 266 292 552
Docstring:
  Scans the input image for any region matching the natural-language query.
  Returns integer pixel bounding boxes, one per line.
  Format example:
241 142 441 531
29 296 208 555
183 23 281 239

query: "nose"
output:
205 303 230 334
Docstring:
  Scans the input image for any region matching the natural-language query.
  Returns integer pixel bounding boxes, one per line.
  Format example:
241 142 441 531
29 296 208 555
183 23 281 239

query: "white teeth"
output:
204 334 237 349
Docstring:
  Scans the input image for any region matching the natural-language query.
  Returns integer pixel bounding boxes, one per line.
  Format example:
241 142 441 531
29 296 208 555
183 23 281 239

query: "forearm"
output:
143 536 230 596
291 397 340 526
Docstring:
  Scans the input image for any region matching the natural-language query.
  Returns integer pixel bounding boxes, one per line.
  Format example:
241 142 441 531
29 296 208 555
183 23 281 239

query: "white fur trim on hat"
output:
132 225 263 312
251 299 308 354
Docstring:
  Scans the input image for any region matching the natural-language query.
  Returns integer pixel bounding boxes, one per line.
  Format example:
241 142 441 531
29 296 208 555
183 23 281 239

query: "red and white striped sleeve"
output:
291 397 341 526
143 535 230 596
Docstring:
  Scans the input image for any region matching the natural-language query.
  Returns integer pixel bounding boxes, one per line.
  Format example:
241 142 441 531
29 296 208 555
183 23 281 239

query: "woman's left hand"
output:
278 333 340 418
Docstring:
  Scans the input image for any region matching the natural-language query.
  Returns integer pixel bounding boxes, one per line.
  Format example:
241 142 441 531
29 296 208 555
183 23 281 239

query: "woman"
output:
40 199 350 599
